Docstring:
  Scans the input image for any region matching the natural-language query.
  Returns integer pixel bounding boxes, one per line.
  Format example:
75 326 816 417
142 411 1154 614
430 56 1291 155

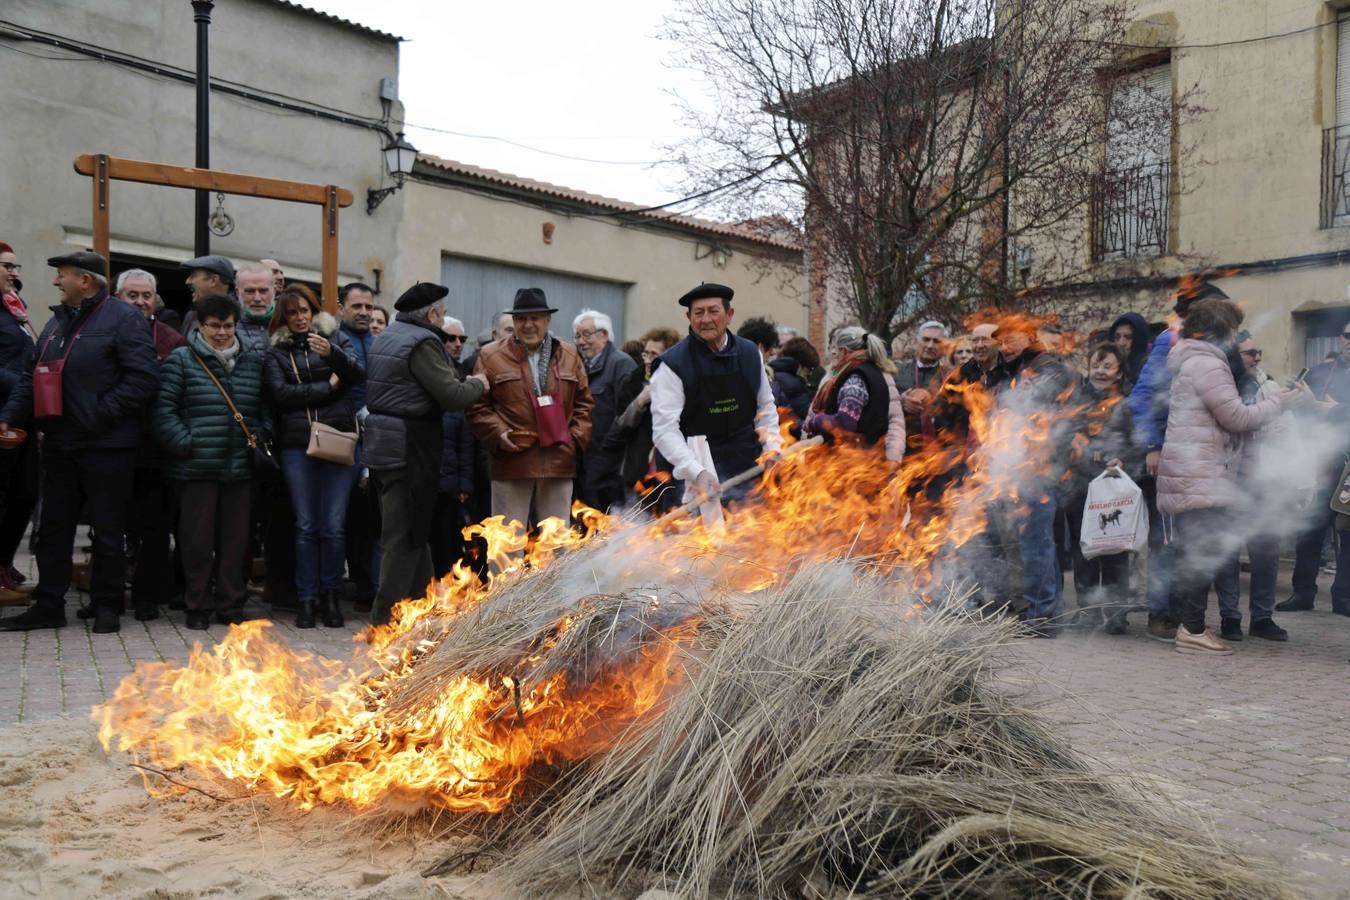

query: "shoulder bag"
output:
191 351 278 474
290 349 357 466
32 300 105 418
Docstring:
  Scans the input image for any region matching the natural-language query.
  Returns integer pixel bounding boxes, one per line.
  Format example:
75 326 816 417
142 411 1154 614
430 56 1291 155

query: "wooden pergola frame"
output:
73 154 354 312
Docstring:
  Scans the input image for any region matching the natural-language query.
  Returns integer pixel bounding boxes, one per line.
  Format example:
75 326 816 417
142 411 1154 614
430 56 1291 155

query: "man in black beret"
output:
651 283 781 505
0 252 158 633
362 282 488 626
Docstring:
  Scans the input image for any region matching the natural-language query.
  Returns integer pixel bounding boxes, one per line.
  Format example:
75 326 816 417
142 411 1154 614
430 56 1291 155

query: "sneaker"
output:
1249 619 1288 641
0 604 67 631
1275 595 1315 612
1220 619 1243 642
1146 614 1177 642
1175 625 1233 655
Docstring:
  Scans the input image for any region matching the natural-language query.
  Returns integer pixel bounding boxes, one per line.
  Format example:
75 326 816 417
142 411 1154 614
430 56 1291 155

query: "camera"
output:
290 332 310 352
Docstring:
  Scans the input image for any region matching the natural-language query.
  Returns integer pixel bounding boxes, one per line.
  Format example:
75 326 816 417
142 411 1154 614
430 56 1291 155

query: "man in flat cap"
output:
0 252 158 633
363 282 489 626
182 254 235 303
651 283 781 505
468 287 594 536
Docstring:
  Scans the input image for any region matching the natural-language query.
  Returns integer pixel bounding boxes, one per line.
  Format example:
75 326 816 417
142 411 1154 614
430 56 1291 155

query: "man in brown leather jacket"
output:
468 288 594 529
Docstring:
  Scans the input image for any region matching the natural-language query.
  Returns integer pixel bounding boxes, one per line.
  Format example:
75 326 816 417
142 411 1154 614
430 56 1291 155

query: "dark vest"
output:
825 360 890 447
363 319 447 471
660 331 763 480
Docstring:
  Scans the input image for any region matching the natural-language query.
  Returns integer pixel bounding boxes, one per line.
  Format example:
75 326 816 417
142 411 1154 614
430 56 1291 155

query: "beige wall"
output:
393 180 807 342
1023 0 1350 375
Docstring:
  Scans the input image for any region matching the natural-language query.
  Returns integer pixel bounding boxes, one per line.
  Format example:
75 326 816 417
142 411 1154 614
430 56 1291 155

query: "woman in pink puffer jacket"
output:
1157 298 1303 655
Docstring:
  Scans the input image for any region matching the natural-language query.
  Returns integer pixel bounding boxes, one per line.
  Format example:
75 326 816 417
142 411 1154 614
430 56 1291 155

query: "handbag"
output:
191 351 278 474
289 350 357 466
33 300 106 419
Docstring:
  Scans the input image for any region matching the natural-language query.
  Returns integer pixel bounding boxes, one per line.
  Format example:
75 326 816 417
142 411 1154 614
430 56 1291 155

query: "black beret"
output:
394 281 449 312
47 251 108 278
678 282 734 308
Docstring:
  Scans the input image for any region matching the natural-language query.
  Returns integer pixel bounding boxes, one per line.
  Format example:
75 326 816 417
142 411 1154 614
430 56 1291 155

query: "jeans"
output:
279 448 354 599
1292 481 1336 602
1019 495 1063 621
1139 475 1178 619
32 449 137 612
1172 506 1243 635
1214 531 1280 624
1327 530 1350 612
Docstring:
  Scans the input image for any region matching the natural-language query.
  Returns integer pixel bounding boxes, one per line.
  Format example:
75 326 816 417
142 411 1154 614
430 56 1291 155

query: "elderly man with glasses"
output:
572 308 636 513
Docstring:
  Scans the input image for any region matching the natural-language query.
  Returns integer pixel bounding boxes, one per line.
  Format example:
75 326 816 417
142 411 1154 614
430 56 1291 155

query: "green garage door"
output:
440 255 628 346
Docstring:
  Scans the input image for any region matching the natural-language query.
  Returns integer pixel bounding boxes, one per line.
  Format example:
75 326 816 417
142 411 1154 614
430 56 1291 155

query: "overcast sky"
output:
302 0 708 208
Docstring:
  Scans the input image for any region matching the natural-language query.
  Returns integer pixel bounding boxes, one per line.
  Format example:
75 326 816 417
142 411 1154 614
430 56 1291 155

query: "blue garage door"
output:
440 255 629 346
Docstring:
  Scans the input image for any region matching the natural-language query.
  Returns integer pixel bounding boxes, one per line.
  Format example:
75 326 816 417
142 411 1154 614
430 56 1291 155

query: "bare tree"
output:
664 0 1188 342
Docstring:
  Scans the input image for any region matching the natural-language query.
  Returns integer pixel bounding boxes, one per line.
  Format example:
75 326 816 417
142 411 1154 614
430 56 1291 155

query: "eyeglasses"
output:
200 321 236 332
1240 349 1262 359
445 335 467 343
0 263 19 272
574 329 600 341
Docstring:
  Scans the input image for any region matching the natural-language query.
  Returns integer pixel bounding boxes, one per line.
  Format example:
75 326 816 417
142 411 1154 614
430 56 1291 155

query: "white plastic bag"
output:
1079 469 1147 560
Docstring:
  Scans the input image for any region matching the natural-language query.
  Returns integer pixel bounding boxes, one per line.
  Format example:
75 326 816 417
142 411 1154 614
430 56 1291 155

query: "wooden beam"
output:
74 155 353 207
91 154 110 276
321 185 340 313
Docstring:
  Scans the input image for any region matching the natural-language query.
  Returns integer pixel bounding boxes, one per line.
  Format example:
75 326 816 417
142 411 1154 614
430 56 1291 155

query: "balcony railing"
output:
1321 125 1350 228
1091 161 1171 261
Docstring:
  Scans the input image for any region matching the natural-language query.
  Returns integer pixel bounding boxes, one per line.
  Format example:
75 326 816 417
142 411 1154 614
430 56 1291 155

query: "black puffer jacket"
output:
0 291 158 452
262 311 365 449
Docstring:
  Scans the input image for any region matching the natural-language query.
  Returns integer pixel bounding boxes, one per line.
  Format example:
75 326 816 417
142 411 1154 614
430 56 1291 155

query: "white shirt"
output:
650 333 782 483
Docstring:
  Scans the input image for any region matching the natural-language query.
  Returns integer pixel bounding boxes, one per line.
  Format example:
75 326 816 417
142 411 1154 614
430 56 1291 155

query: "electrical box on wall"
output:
379 78 398 102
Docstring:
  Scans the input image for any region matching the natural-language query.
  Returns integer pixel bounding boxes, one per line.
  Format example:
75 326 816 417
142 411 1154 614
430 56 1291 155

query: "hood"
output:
769 356 800 375
269 310 339 347
1110 312 1151 372
1167 337 1229 373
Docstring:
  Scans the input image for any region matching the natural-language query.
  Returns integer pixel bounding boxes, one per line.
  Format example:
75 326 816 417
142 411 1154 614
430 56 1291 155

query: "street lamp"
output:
191 0 214 255
367 131 417 214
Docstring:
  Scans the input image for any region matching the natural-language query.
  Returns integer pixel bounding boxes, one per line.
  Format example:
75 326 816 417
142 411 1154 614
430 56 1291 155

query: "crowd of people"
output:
0 240 1344 656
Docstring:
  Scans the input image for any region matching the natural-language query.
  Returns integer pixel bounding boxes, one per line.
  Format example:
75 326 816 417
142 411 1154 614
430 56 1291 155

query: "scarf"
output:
522 333 555 397
192 329 241 374
2 291 35 341
243 304 274 325
810 349 868 414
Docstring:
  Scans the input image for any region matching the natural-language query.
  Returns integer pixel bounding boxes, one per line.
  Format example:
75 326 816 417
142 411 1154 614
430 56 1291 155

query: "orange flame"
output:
95 323 1114 815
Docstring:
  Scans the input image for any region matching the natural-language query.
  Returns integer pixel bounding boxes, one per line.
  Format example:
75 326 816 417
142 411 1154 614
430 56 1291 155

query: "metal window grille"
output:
1320 126 1350 229
1092 161 1171 260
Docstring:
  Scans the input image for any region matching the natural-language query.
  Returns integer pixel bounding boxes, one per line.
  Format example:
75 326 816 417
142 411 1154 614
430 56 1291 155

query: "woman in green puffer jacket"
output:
153 293 269 631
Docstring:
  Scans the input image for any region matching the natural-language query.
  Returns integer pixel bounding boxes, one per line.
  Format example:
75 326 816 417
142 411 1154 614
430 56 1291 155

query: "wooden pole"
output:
91 154 110 276
322 185 339 314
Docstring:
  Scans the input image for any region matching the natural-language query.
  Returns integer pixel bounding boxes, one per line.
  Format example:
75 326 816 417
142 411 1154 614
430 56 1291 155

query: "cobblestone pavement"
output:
3 547 1349 896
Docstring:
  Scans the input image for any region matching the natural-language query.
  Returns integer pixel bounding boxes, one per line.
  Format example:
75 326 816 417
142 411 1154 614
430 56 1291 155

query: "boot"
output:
295 597 317 629
319 590 344 628
133 602 160 622
0 602 67 631
92 606 120 634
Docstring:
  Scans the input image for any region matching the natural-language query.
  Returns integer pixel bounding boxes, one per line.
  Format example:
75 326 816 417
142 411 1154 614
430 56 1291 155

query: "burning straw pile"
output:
93 434 1293 898
422 560 1288 899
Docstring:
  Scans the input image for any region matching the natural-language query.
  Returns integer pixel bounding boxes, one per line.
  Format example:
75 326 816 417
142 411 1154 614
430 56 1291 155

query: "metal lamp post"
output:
191 0 214 256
